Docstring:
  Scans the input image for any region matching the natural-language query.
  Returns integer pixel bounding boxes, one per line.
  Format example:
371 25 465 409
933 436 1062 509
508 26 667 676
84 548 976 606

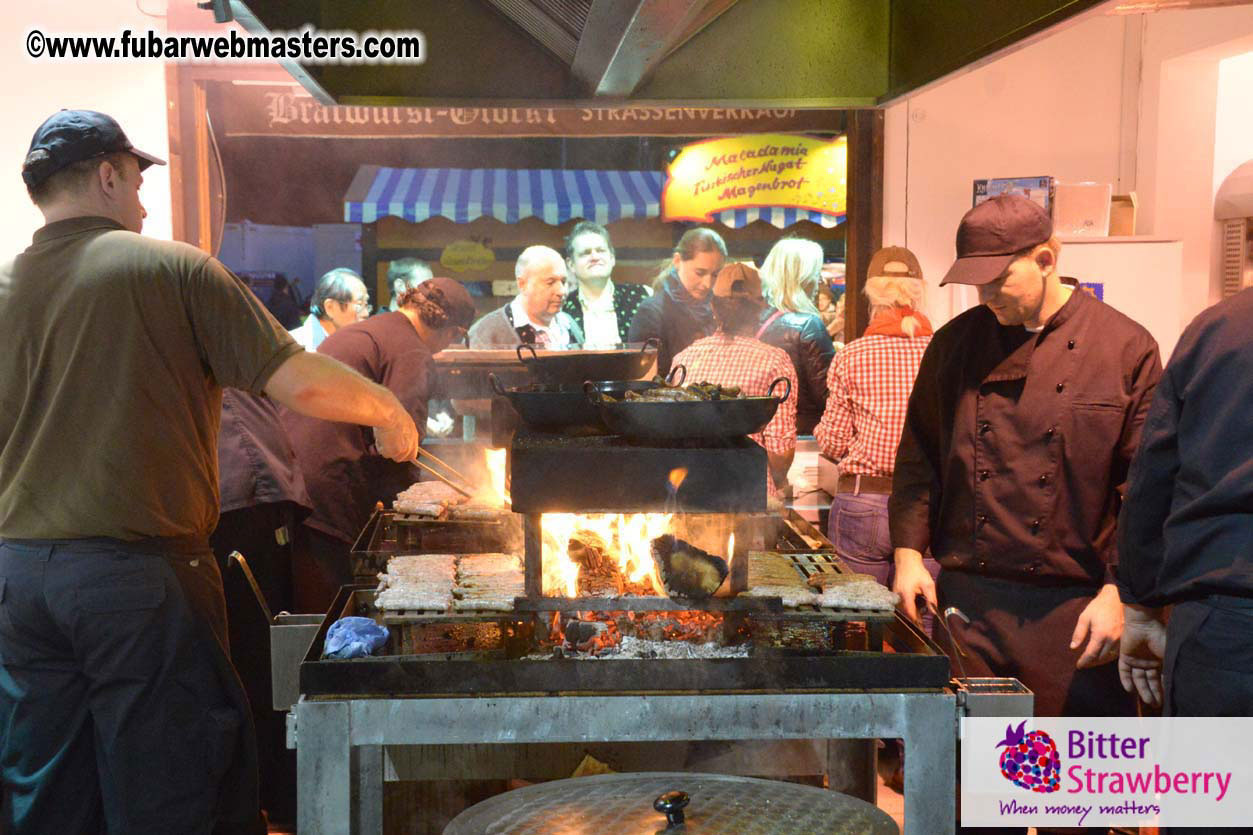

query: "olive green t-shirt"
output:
0 216 303 540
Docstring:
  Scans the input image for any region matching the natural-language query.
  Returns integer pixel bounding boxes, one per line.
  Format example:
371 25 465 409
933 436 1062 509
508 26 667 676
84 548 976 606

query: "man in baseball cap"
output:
22 109 165 190
22 110 167 235
940 194 1053 287
939 194 1071 330
1 109 428 832
889 191 1163 730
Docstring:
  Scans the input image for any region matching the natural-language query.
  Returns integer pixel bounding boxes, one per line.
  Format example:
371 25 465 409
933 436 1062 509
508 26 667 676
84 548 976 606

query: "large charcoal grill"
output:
292 429 974 834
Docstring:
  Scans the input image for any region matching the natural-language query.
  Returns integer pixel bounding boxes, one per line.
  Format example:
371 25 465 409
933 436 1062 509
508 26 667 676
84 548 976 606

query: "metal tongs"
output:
408 447 477 499
926 601 971 682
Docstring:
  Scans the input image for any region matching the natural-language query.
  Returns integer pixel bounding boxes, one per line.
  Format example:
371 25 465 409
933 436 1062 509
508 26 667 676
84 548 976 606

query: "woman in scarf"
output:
816 247 939 605
628 227 727 377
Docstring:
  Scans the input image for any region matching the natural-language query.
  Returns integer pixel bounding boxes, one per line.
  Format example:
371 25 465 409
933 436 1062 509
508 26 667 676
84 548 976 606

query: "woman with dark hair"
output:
283 277 477 610
628 227 727 376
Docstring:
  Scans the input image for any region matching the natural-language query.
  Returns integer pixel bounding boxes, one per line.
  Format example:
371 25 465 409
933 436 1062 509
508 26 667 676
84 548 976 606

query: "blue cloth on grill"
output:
323 616 389 659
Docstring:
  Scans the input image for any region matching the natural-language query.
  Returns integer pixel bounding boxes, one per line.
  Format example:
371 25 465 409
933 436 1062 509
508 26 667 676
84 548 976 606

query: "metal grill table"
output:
292 688 956 833
444 771 899 834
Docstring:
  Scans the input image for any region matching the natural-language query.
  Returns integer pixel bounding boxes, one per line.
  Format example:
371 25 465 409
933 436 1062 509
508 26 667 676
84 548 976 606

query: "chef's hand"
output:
374 407 421 462
1118 604 1167 708
892 547 936 625
1071 583 1123 668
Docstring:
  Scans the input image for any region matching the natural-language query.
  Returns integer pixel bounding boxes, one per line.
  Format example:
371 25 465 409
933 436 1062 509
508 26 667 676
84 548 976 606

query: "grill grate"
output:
750 552 898 623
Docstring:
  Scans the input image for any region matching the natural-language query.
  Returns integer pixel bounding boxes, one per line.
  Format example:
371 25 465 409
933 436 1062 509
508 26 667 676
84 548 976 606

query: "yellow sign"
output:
662 133 846 223
440 239 495 273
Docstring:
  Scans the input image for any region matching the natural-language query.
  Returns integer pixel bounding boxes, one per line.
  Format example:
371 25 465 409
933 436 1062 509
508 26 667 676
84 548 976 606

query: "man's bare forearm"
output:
264 350 407 428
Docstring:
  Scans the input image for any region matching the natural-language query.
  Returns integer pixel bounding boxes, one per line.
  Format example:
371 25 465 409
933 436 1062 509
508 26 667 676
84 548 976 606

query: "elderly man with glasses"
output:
290 267 372 350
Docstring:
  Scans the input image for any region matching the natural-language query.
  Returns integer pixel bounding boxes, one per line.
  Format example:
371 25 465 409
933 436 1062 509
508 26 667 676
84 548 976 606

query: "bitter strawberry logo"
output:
997 721 1061 793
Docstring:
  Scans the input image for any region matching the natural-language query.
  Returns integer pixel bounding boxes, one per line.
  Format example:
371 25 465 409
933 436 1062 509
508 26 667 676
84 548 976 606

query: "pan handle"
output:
665 364 687 386
516 343 539 363
767 375 793 403
488 372 507 396
639 336 661 354
583 380 606 406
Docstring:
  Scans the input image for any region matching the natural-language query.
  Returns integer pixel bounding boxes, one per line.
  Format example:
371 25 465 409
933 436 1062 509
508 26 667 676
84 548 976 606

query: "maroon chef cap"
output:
940 194 1053 286
420 277 476 329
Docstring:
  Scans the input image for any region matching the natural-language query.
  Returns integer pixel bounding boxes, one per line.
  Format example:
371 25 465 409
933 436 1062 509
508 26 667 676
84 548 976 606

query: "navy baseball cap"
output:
22 109 165 189
940 194 1053 286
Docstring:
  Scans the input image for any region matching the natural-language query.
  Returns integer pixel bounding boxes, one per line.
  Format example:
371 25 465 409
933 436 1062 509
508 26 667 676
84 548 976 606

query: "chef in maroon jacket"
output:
889 195 1161 718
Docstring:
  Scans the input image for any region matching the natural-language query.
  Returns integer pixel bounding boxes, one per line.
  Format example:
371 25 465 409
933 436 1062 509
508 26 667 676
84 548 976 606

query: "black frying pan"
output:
587 376 792 441
516 338 659 385
489 366 684 434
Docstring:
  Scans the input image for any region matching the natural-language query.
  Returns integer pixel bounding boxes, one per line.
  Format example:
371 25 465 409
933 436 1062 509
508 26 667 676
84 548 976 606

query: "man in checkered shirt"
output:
672 262 798 494
816 247 939 606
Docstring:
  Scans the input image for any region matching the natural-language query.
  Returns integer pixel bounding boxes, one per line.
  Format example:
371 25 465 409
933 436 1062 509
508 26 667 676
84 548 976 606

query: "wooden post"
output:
844 109 885 340
360 221 380 310
523 513 543 598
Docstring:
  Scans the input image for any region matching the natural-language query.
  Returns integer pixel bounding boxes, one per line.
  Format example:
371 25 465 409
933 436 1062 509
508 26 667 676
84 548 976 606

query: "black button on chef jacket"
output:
889 281 1161 587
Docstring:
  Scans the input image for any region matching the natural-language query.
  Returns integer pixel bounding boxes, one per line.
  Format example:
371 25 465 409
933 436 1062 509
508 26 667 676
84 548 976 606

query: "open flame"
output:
540 512 672 596
668 467 688 491
481 448 510 507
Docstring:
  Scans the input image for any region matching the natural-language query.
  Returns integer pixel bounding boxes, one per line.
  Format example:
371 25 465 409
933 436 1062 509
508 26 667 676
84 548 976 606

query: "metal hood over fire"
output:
220 0 1111 107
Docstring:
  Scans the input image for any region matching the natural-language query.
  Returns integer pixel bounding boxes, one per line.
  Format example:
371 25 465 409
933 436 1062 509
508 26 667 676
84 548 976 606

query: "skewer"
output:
409 455 475 499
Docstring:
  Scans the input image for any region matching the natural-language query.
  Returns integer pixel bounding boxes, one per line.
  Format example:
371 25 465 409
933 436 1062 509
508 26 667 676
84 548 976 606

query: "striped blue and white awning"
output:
344 165 845 229
344 165 664 225
711 207 846 229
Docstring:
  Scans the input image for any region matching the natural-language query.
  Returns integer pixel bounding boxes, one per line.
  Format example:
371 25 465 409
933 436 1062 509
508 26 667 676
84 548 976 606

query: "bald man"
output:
467 245 584 347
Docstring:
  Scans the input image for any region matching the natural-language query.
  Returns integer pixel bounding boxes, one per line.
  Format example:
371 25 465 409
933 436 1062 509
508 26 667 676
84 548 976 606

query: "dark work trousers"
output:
292 523 353 614
1161 598 1253 835
209 502 302 617
937 570 1136 718
940 572 1136 835
210 503 305 826
0 538 263 835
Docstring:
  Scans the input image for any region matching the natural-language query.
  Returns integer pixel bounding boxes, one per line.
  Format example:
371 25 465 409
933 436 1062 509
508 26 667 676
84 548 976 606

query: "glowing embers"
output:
553 609 737 657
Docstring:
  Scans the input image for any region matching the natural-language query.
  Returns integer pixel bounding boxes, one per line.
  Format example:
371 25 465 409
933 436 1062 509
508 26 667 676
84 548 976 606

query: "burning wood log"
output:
568 530 625 597
649 535 728 599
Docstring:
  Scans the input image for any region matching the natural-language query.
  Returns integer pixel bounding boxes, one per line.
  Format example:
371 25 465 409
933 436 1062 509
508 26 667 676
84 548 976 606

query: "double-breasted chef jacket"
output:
890 281 1162 587
890 281 1161 717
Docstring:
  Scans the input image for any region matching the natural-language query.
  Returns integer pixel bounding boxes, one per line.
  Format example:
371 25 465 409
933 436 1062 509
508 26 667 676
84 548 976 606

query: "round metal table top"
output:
443 772 899 835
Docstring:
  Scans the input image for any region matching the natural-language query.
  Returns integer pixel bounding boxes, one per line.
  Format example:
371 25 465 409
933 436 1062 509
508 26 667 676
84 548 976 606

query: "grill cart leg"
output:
296 699 354 834
352 745 384 834
902 692 957 834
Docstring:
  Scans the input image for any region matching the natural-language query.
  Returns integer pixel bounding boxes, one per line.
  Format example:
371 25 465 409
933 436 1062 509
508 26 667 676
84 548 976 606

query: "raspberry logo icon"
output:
996 721 1060 793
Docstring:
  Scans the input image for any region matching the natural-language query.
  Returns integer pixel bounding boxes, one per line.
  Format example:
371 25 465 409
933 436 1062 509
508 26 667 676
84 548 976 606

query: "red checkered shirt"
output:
672 334 798 455
816 333 930 476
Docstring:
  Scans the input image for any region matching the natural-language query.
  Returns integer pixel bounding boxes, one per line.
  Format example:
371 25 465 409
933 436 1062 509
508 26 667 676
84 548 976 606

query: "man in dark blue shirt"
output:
1117 287 1253 716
